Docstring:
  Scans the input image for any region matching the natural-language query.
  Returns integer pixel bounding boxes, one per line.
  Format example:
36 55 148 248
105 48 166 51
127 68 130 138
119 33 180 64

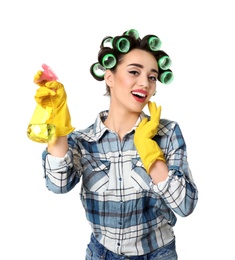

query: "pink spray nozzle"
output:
34 63 58 83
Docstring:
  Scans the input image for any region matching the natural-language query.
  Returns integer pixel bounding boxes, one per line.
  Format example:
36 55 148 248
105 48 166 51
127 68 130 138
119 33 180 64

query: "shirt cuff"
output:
150 175 170 195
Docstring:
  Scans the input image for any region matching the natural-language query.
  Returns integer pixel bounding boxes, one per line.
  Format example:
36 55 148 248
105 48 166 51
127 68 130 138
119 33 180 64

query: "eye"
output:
149 75 157 82
129 70 139 76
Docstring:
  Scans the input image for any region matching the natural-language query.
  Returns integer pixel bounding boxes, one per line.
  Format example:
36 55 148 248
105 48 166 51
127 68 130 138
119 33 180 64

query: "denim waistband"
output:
88 233 177 260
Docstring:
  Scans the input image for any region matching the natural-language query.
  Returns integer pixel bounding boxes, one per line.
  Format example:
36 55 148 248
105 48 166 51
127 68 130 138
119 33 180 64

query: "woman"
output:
31 29 198 259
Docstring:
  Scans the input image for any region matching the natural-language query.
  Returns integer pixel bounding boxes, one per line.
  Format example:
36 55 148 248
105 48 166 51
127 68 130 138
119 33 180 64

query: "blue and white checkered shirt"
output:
42 110 198 256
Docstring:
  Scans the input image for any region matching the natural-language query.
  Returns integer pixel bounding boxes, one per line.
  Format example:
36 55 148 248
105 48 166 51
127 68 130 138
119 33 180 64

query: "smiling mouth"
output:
131 91 147 99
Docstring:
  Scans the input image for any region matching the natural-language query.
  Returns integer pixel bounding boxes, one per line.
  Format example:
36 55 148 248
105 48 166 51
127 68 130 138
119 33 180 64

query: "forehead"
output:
120 49 158 69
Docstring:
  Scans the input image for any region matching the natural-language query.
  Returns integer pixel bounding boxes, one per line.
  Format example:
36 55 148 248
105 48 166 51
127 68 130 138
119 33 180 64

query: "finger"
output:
148 101 157 120
33 70 43 82
148 101 156 114
45 81 63 90
148 101 161 123
155 105 161 123
35 86 56 98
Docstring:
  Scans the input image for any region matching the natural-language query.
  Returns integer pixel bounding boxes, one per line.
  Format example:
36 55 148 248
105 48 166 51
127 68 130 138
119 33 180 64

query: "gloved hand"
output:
134 101 165 174
27 71 74 143
35 80 74 136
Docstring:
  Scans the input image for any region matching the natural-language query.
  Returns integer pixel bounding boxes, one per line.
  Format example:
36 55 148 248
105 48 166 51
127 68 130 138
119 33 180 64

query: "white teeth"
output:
132 91 146 97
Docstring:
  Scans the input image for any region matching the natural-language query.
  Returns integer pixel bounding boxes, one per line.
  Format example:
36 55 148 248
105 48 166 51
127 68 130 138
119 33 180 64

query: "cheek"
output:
150 84 157 94
116 77 133 90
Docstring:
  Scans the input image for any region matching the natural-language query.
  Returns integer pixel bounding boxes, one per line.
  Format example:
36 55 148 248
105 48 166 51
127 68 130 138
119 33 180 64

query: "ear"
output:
104 69 114 87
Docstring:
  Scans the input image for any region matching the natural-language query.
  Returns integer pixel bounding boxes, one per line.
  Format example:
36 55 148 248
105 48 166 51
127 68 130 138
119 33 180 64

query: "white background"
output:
0 0 234 259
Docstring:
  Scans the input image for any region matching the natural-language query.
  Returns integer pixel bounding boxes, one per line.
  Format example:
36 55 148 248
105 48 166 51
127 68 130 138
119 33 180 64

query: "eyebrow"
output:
127 63 159 74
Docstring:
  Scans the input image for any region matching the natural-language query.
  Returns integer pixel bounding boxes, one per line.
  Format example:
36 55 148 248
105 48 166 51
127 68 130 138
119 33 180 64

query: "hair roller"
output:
90 62 106 81
155 50 172 70
123 29 140 40
112 36 132 53
158 69 174 84
100 36 113 48
98 47 117 69
140 35 162 51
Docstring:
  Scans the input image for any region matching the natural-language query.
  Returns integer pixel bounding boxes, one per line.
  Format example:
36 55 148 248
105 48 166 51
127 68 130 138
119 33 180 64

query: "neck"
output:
104 107 140 141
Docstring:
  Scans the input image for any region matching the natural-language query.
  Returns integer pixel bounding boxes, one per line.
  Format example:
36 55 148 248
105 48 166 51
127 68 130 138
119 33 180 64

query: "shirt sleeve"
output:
151 122 198 217
42 147 81 194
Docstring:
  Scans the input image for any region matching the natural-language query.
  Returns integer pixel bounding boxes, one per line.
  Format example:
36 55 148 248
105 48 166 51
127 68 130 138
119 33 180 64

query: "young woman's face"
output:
106 49 158 113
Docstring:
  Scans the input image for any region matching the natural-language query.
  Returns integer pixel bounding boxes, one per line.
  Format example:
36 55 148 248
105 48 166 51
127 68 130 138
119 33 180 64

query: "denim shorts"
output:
85 234 178 260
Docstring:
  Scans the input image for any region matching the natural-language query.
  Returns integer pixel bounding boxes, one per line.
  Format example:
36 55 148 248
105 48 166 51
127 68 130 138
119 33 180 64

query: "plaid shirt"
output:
42 110 198 256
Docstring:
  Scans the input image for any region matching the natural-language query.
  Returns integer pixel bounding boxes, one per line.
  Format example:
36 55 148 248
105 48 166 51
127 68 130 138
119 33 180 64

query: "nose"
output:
137 74 149 89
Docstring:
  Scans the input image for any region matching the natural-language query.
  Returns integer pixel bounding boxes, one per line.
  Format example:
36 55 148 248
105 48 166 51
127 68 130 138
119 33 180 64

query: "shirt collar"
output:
93 110 147 141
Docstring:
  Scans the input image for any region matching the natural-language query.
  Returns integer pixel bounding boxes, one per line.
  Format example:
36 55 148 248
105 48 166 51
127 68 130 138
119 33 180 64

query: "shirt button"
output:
117 242 120 246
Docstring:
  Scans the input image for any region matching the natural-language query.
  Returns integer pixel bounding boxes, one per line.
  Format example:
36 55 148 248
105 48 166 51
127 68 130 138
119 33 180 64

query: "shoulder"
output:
69 123 96 140
69 110 109 142
158 118 182 135
157 119 187 148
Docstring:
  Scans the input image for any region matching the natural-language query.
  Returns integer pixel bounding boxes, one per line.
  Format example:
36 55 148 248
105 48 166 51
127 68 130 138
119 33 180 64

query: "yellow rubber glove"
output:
27 73 75 143
134 101 165 174
34 70 47 87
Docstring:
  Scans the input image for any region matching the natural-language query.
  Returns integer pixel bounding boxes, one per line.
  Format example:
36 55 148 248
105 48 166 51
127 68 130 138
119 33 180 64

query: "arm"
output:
42 134 81 194
151 122 198 217
48 136 69 157
29 68 80 193
134 102 198 217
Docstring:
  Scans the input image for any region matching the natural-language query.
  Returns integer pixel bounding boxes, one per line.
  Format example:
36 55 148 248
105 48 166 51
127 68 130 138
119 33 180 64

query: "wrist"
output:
150 160 168 184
